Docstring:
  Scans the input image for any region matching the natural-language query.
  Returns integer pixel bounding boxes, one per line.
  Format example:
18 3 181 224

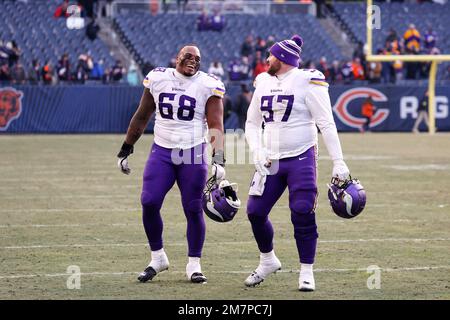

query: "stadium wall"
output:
1 85 449 133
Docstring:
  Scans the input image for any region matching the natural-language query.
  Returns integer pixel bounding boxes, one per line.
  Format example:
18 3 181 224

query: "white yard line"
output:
0 265 448 280
0 218 443 229
1 238 449 250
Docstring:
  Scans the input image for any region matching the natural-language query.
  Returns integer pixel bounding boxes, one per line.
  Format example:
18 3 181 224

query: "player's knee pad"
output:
291 212 318 241
289 193 317 215
247 212 269 226
183 199 203 220
247 200 270 218
141 191 163 212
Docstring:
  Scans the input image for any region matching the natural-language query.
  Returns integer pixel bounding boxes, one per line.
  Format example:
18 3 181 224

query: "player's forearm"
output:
124 88 155 145
320 125 344 161
245 121 263 153
125 115 149 145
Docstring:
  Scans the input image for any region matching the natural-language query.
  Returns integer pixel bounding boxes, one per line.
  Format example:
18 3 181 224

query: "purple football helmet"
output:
202 176 241 223
327 177 366 219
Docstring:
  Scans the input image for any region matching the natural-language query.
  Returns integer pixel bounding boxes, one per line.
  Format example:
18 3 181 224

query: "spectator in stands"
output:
328 60 342 84
424 27 438 53
240 35 255 58
255 37 267 56
228 59 242 81
57 53 71 82
393 59 403 82
196 10 210 31
239 56 251 80
360 96 376 133
412 91 430 133
367 60 382 84
11 61 26 84
351 57 364 81
54 0 70 18
0 40 10 66
42 60 54 85
222 94 233 126
208 61 225 80
86 17 100 41
252 51 268 79
341 61 353 84
177 0 188 14
317 57 330 79
8 41 21 67
210 9 225 32
0 62 11 83
266 35 275 52
78 0 94 18
403 24 421 54
28 59 41 84
127 62 140 86
234 83 252 137
111 60 126 82
90 58 105 80
74 55 89 83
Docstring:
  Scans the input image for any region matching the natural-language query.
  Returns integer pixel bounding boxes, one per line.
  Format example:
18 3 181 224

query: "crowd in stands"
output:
196 9 225 32
0 38 136 85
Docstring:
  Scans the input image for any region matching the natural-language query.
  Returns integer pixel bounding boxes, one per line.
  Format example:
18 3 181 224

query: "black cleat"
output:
137 266 158 283
190 272 207 284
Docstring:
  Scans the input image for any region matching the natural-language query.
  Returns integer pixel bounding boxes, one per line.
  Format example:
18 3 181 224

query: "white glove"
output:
212 163 226 181
253 148 271 176
118 157 131 175
332 159 350 181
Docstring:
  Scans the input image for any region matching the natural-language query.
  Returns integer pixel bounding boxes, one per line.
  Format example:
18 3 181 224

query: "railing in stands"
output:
112 0 316 16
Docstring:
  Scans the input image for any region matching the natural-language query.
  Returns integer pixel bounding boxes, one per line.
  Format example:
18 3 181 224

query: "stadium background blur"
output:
1 0 449 301
1 0 450 134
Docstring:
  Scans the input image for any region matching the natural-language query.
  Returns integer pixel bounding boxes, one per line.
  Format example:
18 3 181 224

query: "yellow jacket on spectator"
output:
403 25 421 52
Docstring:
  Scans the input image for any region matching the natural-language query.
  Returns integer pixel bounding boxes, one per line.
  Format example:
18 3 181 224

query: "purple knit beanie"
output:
269 35 303 67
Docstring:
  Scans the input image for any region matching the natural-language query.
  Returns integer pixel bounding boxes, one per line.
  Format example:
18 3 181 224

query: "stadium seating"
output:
332 1 450 79
0 0 115 70
113 12 344 74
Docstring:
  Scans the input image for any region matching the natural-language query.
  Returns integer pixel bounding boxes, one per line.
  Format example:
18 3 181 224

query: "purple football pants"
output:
141 143 208 258
247 146 319 264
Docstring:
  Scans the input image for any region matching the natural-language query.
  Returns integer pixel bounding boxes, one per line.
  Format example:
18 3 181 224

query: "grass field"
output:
0 133 449 300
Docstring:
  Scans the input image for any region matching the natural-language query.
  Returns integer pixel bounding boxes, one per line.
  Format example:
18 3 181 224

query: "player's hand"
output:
332 159 350 182
212 163 226 181
253 148 271 176
117 142 134 175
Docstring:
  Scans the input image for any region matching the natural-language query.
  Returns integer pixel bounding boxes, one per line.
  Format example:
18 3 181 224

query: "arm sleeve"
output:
245 92 263 153
305 84 344 161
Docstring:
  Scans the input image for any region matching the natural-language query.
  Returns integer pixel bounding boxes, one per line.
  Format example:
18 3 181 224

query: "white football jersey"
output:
143 67 225 149
246 68 335 159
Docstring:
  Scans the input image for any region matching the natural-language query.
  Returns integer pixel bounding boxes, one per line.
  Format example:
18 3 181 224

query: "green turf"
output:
0 133 449 300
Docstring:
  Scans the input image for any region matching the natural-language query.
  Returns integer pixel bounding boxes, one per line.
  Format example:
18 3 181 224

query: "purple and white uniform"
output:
245 68 343 264
141 67 225 257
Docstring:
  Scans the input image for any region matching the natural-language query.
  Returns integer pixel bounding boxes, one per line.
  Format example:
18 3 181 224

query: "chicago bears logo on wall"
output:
333 88 389 130
0 87 23 131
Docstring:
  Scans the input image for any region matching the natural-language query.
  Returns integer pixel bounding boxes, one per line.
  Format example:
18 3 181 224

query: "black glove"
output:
117 142 134 175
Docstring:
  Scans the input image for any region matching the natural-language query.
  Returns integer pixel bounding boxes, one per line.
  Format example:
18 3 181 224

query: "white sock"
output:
301 263 313 273
186 257 201 277
151 248 165 260
260 250 276 263
188 257 200 265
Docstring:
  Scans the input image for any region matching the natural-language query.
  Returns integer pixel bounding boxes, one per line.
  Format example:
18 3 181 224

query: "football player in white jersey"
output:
116 45 226 284
244 35 350 291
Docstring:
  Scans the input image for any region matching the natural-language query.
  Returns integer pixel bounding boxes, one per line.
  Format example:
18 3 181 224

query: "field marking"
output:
0 190 444 201
384 164 450 171
0 218 446 229
0 265 449 280
1 238 449 250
